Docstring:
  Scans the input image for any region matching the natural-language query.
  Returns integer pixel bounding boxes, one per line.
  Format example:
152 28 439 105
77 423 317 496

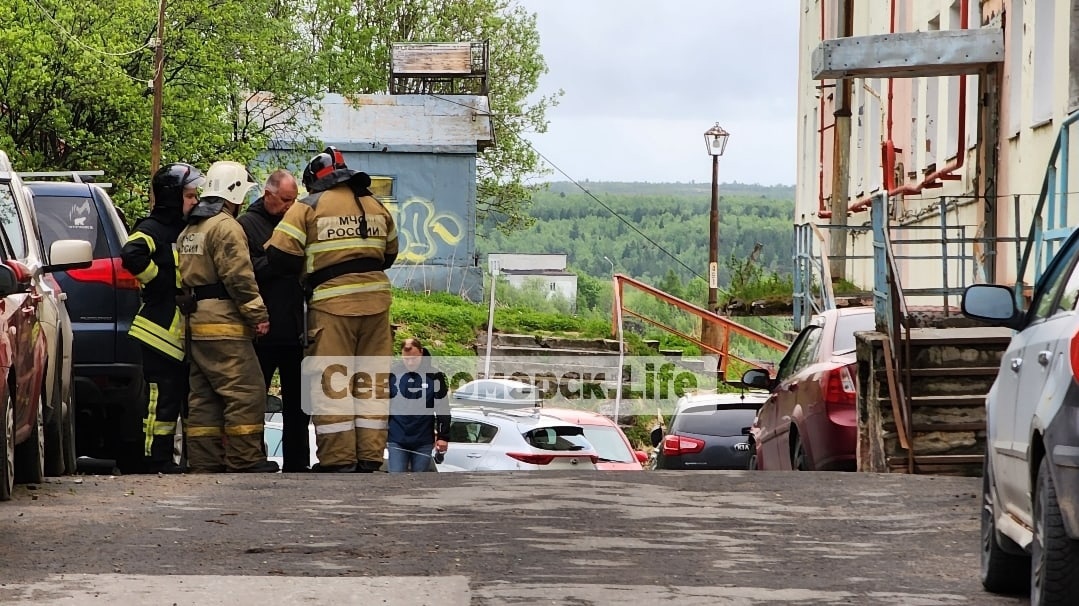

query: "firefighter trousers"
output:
308 308 391 469
139 345 188 469
186 339 268 472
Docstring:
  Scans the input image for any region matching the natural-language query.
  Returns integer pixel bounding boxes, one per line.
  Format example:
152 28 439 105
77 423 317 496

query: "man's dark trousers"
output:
256 344 308 471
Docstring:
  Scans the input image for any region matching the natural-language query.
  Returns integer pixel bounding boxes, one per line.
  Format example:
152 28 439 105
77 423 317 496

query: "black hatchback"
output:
25 180 144 470
652 392 768 470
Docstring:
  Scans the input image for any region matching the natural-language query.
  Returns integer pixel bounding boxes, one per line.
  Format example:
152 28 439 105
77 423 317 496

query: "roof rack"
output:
18 170 111 189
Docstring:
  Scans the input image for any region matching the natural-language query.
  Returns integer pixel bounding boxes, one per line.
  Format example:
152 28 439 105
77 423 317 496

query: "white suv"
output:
438 407 599 472
962 246 1079 603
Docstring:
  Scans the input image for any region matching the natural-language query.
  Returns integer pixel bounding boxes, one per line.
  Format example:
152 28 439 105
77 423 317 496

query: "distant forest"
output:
477 181 797 288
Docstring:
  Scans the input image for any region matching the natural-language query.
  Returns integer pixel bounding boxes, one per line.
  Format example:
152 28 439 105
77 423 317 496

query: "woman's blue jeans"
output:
387 442 435 473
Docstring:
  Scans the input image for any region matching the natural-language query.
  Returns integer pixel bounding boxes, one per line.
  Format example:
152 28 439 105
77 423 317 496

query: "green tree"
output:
1 0 555 229
300 0 561 233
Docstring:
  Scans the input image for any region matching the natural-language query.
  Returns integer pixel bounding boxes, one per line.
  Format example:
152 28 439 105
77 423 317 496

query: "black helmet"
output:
302 146 354 193
152 163 205 209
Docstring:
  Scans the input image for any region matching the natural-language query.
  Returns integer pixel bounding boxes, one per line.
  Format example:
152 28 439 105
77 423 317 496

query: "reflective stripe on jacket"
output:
121 216 185 361
178 212 268 340
265 185 398 316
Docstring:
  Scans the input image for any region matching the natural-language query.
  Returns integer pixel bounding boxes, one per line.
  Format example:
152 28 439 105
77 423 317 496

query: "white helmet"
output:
202 161 255 207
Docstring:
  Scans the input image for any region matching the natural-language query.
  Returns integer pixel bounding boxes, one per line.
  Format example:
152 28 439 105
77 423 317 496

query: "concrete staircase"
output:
475 333 622 380
856 325 1013 476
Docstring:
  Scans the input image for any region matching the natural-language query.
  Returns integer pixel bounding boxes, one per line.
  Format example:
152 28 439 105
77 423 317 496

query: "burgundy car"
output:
742 307 874 471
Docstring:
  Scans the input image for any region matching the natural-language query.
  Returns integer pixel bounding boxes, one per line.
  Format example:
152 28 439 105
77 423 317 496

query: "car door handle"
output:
1038 351 1053 366
1010 358 1022 372
466 453 484 458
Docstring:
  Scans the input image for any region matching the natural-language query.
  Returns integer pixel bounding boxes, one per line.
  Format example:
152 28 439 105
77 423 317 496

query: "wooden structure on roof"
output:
390 41 489 95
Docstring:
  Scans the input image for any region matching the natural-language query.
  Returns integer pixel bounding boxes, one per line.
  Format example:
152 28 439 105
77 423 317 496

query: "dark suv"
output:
25 180 144 470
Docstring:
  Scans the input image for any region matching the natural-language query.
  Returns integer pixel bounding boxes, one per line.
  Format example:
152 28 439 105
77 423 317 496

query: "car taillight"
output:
507 453 599 465
824 365 857 413
507 453 555 465
67 258 139 290
1071 332 1079 380
661 434 705 456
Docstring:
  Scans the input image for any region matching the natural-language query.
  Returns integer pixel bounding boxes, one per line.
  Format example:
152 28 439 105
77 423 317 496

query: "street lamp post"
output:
704 123 730 316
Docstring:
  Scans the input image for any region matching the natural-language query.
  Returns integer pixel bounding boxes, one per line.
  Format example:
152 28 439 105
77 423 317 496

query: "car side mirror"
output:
649 426 663 448
634 450 648 463
45 239 93 273
266 394 284 414
741 368 775 391
961 284 1023 329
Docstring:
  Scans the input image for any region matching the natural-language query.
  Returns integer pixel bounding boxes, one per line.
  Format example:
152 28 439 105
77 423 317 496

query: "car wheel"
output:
747 449 757 471
791 433 809 471
15 386 46 484
980 457 1028 593
1032 457 1079 605
0 388 13 500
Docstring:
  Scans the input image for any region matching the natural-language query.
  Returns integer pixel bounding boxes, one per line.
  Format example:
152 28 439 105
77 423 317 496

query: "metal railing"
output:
1016 110 1079 301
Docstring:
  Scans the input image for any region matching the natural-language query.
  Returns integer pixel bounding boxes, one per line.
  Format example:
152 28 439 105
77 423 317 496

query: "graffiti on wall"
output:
368 175 469 264
388 196 466 263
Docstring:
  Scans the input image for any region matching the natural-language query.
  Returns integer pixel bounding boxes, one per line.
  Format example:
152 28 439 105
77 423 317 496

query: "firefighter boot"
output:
147 436 184 474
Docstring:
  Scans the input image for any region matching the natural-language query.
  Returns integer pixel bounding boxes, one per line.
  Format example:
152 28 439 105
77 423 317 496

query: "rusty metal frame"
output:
613 274 788 377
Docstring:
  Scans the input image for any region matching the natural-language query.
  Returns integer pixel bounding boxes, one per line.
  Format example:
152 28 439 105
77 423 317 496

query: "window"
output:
525 426 589 451
671 405 759 437
776 325 822 381
32 194 109 258
1032 0 1054 124
1030 247 1079 321
832 313 876 354
580 426 634 463
448 420 498 444
0 183 27 258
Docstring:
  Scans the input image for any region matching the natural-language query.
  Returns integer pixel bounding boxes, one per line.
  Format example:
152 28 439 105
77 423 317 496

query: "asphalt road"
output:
0 470 1029 605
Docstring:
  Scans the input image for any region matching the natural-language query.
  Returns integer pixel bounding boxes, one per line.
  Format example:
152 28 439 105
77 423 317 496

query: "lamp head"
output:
704 123 730 156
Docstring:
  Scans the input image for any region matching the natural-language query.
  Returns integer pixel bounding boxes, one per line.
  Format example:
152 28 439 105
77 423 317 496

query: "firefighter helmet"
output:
152 163 205 209
202 161 256 208
302 146 355 193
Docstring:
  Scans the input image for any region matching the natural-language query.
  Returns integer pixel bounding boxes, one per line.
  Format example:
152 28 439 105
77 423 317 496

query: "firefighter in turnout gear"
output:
120 162 203 474
266 147 398 473
178 160 278 473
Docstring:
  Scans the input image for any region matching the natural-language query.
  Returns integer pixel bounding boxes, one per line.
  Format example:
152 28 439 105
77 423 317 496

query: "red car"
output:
741 307 875 471
0 157 92 500
541 408 647 470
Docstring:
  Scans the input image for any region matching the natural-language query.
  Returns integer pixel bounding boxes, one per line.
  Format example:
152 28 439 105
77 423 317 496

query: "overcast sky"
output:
517 0 799 186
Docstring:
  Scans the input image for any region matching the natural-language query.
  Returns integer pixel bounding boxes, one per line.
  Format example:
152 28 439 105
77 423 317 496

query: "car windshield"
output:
832 313 876 354
32 195 109 258
580 425 634 462
671 405 758 437
524 426 590 451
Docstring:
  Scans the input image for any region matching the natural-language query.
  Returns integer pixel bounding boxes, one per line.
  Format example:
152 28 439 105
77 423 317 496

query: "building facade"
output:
487 252 578 309
257 93 494 301
798 0 1077 303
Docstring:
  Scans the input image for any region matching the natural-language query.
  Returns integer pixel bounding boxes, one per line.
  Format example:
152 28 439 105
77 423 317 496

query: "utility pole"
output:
149 0 167 208
829 0 854 281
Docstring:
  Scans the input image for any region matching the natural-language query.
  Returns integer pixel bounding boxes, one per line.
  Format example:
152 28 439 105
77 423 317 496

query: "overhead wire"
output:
427 94 806 339
25 0 155 57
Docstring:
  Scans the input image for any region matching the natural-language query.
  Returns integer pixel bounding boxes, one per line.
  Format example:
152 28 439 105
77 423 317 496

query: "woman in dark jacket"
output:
387 338 450 472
